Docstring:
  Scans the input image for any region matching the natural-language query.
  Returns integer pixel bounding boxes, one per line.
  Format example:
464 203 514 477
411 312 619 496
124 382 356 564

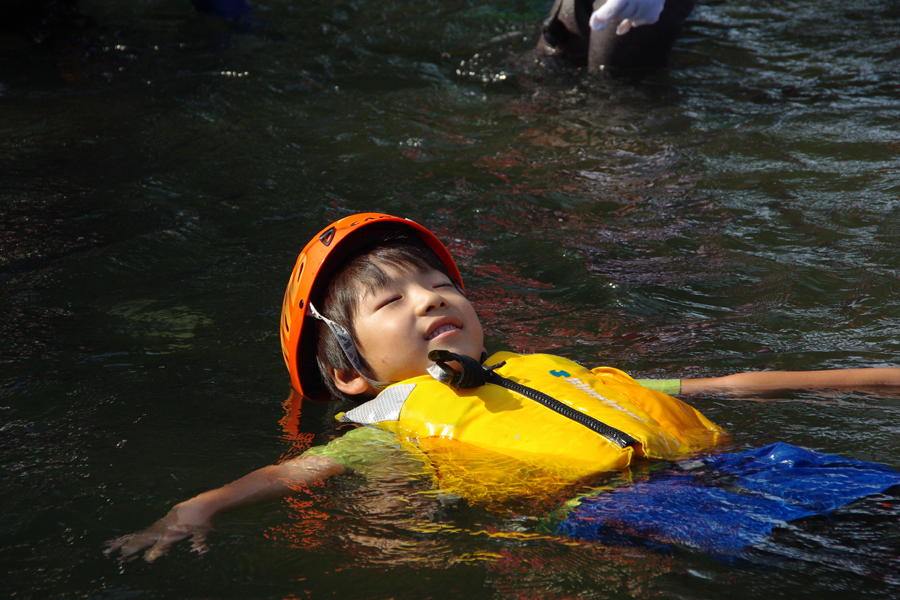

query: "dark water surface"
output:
3 0 900 598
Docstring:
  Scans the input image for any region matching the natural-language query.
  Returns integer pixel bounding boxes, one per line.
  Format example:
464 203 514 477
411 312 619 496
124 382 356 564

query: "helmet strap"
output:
306 302 390 391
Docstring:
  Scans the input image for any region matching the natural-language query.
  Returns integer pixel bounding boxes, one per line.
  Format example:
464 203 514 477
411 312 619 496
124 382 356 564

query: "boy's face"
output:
351 265 484 385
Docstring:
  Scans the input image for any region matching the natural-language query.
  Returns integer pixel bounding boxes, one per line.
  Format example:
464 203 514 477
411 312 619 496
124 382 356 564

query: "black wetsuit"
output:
537 0 696 73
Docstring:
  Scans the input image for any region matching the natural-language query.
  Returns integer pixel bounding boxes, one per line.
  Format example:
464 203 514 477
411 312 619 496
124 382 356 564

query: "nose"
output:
415 285 448 314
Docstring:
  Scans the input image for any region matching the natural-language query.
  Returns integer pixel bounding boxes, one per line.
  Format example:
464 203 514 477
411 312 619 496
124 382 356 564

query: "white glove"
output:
589 0 666 35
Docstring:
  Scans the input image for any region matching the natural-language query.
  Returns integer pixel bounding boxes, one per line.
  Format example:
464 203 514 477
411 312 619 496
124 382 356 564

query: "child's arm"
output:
678 367 900 397
105 454 345 562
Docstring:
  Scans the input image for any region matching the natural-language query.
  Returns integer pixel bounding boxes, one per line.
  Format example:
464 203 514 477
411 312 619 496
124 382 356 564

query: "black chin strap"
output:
427 349 502 388
427 350 638 449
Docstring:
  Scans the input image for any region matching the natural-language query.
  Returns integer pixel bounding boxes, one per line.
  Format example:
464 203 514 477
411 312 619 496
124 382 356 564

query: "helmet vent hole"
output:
319 227 336 246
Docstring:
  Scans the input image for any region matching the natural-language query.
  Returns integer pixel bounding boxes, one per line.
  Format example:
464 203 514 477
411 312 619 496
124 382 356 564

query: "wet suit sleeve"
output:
302 426 428 481
634 379 681 396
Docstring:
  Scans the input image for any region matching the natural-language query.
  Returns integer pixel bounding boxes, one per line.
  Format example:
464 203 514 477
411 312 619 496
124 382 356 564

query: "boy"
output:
106 213 900 562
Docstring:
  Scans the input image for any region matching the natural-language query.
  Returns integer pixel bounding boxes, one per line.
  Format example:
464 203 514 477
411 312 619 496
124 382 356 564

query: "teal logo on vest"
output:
550 370 570 378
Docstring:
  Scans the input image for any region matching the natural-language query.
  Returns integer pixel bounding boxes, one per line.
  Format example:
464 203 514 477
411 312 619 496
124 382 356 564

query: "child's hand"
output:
104 455 345 562
104 504 212 562
589 0 666 35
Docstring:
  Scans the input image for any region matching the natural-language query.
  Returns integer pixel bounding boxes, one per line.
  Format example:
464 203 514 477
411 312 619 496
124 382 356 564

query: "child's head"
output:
280 214 484 401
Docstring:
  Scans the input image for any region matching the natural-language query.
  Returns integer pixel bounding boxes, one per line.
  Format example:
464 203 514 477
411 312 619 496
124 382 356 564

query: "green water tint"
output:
3 0 900 597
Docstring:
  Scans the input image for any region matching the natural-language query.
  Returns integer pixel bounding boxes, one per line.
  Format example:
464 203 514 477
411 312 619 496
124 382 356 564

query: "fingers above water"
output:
104 513 211 562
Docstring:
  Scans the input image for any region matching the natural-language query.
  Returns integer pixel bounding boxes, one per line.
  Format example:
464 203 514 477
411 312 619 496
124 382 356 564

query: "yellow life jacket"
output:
339 352 725 491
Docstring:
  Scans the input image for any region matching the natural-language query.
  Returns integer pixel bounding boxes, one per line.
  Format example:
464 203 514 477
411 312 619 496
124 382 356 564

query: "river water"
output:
2 0 900 598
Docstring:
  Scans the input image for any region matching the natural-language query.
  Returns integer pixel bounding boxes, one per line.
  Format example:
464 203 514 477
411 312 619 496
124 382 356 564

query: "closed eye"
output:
376 295 402 310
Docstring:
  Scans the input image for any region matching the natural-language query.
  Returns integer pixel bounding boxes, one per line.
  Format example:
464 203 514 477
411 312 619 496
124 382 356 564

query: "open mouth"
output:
427 324 460 341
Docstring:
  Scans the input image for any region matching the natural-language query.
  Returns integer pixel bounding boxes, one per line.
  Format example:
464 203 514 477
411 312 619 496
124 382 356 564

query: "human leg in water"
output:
537 0 696 74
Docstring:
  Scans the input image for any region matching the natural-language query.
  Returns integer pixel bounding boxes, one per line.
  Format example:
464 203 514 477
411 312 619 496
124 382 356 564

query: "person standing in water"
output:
537 0 695 74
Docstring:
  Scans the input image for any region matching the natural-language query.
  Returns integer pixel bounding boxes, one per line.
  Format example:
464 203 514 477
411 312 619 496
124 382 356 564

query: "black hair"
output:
314 237 459 402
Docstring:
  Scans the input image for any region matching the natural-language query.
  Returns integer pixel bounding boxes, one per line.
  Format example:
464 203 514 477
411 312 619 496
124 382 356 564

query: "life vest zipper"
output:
428 350 638 450
482 370 638 449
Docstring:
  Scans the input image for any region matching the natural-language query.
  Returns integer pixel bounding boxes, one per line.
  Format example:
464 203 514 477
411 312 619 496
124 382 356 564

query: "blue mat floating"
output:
558 443 900 555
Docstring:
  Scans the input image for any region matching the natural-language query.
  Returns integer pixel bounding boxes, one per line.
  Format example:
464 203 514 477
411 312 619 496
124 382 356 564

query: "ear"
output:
329 367 373 396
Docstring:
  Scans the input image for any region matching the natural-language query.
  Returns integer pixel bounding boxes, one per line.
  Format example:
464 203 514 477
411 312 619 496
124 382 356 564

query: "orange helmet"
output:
280 213 463 399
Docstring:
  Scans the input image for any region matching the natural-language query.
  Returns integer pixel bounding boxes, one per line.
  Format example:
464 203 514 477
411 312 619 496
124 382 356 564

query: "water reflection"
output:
108 300 212 354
